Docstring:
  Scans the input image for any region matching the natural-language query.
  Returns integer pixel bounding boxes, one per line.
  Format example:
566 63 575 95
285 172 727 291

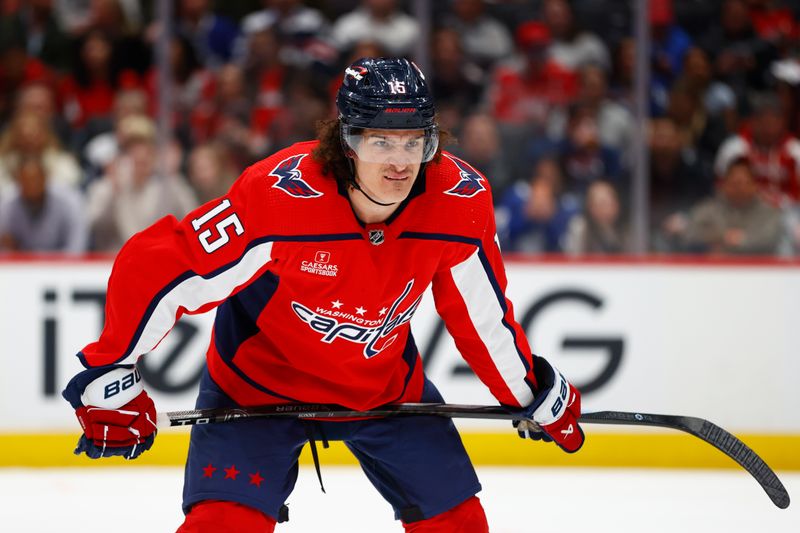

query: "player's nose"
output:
386 160 410 172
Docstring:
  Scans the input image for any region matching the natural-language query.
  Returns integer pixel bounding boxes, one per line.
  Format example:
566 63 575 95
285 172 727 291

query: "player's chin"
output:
381 177 413 200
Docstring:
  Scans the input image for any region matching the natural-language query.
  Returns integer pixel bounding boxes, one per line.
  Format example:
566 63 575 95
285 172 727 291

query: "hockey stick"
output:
159 403 790 509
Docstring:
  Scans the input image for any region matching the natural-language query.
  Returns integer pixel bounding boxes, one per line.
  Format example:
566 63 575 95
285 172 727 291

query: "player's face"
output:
352 129 424 204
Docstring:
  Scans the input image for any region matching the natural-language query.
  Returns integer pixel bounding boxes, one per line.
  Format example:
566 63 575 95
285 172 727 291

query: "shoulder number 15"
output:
191 199 244 253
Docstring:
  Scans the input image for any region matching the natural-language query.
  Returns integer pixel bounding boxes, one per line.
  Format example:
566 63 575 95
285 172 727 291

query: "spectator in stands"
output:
683 158 782 255
240 0 335 69
699 0 777 111
679 47 738 132
541 0 610 72
487 20 577 179
0 111 81 194
608 37 635 107
665 80 730 178
240 25 287 140
441 0 513 70
266 72 330 152
81 88 149 182
193 62 269 166
428 27 485 133
488 21 578 127
331 0 420 57
449 112 512 198
496 157 579 253
59 29 141 129
143 35 210 132
771 55 800 136
72 0 149 74
0 0 71 72
186 142 237 205
547 64 634 160
714 93 800 207
55 0 142 38
177 0 240 71
86 116 197 252
747 0 798 54
13 81 71 147
531 102 623 201
649 0 692 115
191 63 252 144
564 180 628 255
648 117 712 252
0 155 88 254
0 31 54 124
568 0 630 50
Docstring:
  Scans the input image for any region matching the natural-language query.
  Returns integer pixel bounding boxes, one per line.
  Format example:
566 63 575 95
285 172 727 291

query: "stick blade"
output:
581 411 790 509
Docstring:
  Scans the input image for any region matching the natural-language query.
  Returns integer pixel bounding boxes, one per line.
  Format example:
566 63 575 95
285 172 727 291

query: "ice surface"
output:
1 466 797 532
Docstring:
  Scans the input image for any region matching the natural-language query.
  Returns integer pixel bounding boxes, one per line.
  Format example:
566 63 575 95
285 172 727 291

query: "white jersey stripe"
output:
450 248 534 406
121 241 274 365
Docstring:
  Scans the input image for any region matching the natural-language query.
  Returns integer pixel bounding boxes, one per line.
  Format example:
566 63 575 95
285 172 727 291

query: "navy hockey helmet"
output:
337 57 439 163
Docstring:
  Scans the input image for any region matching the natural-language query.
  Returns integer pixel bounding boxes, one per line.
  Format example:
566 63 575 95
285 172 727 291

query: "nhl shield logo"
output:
368 229 385 246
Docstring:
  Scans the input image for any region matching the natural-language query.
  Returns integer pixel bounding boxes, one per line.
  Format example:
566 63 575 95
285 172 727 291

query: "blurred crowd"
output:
1 0 799 257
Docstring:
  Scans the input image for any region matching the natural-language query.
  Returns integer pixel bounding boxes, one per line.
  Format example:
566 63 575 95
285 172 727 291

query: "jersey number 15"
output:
191 199 244 253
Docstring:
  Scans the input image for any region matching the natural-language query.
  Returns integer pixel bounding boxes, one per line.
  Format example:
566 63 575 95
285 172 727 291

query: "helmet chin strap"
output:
349 176 398 207
344 156 399 207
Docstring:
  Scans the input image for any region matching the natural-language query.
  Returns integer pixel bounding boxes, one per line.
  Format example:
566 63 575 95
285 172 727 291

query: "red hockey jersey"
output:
78 141 539 410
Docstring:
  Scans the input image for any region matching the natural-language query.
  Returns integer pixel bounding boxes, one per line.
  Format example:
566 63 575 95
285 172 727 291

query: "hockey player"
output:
62 58 584 532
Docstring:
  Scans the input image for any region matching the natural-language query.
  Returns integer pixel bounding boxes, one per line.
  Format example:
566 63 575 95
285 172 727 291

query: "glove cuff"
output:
62 365 141 409
527 355 570 425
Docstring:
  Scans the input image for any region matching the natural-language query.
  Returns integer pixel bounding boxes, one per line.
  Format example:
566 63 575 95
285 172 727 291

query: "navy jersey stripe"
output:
214 270 280 361
390 333 420 403
398 231 481 247
213 272 300 403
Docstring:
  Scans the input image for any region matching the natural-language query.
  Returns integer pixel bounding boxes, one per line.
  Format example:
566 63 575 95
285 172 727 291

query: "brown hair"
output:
311 118 452 188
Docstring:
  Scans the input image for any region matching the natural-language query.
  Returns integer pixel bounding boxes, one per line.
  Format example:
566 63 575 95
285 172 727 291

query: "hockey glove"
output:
62 366 157 460
514 355 584 453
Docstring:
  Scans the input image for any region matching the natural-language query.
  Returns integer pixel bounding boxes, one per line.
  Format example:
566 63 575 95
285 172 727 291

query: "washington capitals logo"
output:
270 154 322 198
291 280 421 359
443 154 486 198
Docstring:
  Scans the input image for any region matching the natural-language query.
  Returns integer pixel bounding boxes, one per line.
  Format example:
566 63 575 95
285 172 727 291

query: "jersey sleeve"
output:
78 166 274 369
430 206 538 409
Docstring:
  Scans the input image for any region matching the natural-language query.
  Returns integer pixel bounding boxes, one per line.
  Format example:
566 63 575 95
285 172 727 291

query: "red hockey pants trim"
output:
402 496 489 533
177 500 277 533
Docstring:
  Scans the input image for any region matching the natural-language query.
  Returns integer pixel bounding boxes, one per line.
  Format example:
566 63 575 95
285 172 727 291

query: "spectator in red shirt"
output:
714 94 800 207
748 0 798 52
488 21 577 128
190 63 252 144
59 29 141 128
0 34 54 124
241 24 287 137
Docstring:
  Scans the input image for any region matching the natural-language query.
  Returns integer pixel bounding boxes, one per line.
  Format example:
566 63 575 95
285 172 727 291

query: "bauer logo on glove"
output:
516 355 585 453
63 366 158 460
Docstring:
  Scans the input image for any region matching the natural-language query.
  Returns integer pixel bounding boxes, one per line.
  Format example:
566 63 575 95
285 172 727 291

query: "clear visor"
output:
342 126 439 164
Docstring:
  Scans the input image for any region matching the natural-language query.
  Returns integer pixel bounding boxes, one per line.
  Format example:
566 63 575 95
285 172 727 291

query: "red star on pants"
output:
202 463 217 478
224 465 240 480
248 472 265 488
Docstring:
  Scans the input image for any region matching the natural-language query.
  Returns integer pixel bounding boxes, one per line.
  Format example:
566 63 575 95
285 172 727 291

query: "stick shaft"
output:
159 402 790 509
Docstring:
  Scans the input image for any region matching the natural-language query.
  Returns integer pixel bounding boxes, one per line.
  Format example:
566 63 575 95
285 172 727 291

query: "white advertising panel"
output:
1 259 798 433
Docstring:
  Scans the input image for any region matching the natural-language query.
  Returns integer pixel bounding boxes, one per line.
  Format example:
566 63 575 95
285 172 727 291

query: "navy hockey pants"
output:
182 369 482 523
